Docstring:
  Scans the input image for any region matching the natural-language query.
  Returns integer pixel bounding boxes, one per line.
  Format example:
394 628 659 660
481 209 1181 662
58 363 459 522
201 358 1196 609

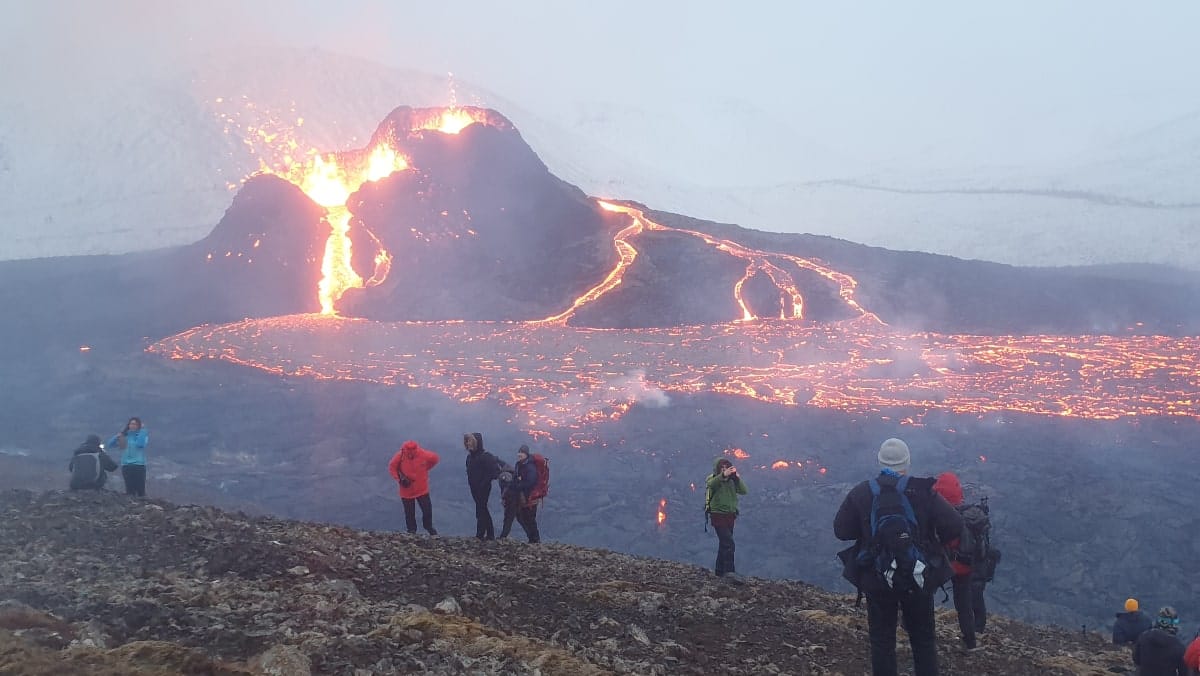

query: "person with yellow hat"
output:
1114 598 1153 646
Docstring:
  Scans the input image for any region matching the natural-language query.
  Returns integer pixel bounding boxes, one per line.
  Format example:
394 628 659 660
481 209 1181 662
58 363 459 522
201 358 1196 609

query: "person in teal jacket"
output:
705 457 748 584
107 417 148 497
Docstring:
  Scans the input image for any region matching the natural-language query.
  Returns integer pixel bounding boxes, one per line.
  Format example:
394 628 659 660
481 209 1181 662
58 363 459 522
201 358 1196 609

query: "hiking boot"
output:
426 529 438 536
723 573 745 586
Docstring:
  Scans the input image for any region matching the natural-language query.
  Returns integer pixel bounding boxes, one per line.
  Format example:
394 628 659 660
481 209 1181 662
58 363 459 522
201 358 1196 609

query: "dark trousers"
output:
970 578 988 632
121 465 146 497
865 589 938 676
951 574 980 647
499 493 519 538
516 504 540 543
402 493 436 534
711 513 736 575
470 483 494 539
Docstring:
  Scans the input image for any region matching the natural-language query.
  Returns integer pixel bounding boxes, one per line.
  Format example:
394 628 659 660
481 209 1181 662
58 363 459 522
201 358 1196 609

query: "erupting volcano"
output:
153 104 1200 447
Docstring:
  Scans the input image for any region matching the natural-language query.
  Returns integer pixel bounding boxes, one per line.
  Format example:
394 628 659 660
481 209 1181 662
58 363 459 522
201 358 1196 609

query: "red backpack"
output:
526 454 550 504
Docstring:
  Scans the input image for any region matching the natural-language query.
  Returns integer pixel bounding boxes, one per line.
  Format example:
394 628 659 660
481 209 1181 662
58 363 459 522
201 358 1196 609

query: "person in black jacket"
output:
68 435 118 490
463 432 500 540
1115 597 1154 647
1133 606 1186 676
834 438 963 676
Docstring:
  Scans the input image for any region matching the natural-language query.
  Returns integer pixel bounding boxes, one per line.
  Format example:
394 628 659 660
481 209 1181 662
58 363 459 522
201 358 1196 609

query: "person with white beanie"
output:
834 438 963 676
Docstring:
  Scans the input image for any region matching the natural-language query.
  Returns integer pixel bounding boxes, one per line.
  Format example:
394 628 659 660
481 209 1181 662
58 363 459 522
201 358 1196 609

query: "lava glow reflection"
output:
150 314 1200 442
170 124 1200 443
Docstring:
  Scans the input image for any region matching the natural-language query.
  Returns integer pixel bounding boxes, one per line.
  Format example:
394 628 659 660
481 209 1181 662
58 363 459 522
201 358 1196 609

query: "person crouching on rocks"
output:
68 434 118 490
388 440 439 535
705 457 747 585
107 417 148 497
510 445 541 543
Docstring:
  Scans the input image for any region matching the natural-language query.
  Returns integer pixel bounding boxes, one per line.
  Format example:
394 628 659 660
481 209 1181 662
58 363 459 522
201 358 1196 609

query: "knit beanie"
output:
1124 598 1139 612
878 438 911 474
1156 606 1180 633
517 445 530 459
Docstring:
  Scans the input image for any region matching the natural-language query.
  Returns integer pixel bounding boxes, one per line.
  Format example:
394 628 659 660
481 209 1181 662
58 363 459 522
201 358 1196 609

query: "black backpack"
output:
858 476 935 596
954 501 991 565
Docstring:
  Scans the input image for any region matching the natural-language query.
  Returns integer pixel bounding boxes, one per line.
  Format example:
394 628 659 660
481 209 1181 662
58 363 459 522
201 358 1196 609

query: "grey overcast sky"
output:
5 0 1200 169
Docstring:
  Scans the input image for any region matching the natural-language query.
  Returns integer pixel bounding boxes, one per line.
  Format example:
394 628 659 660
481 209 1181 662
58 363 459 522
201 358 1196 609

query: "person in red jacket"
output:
388 440 440 535
1184 631 1200 674
933 471 984 651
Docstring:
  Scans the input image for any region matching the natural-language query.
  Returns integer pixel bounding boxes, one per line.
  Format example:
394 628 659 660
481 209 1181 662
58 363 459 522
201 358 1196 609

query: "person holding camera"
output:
705 457 748 584
388 440 440 535
106 417 148 496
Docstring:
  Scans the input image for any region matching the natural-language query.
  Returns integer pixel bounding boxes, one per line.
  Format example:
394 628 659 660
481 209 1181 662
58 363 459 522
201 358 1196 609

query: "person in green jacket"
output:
706 457 748 584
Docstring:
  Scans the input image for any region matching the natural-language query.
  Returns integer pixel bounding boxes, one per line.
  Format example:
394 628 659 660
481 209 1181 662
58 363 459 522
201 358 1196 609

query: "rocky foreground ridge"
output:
0 489 1134 675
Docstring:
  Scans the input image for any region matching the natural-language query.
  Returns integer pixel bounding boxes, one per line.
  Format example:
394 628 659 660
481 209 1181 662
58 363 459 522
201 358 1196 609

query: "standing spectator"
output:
932 471 985 651
1114 598 1154 647
705 457 748 584
463 432 500 540
496 460 519 539
107 417 148 497
834 438 961 676
68 434 118 490
388 440 439 535
511 445 541 543
1133 606 1186 676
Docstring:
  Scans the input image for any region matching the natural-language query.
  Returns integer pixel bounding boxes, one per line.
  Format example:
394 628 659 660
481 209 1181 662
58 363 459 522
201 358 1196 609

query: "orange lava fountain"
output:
216 100 500 314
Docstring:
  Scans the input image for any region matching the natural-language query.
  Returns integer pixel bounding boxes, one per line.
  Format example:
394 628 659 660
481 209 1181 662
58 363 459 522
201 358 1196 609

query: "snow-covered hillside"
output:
1 47 1198 268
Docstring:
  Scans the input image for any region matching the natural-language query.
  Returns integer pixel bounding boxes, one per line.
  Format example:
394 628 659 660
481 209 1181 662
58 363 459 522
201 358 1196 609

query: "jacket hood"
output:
401 440 420 453
712 456 732 473
75 436 103 455
933 471 964 506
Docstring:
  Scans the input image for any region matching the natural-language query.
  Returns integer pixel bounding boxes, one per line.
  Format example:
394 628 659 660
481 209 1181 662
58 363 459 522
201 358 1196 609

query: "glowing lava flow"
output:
264 146 407 314
530 201 645 326
532 201 874 326
150 315 1200 444
217 102 500 314
163 134 1200 443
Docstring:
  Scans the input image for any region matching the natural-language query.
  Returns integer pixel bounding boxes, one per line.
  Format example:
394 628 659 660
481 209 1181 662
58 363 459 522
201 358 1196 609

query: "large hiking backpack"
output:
525 454 550 504
954 502 991 566
69 452 103 489
859 476 934 595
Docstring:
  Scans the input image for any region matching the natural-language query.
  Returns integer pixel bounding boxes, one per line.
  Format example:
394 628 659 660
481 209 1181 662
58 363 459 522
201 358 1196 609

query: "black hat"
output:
85 434 102 446
517 445 530 458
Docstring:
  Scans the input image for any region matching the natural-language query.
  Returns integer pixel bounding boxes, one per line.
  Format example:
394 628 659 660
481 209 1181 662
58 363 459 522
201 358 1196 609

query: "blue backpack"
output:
858 476 933 595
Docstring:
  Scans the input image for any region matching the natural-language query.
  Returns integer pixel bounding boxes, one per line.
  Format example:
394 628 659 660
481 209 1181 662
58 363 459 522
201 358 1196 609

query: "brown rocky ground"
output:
0 489 1138 675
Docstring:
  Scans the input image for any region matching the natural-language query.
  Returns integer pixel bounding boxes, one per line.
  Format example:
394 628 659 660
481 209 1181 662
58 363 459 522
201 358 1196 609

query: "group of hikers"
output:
384 432 548 543
1113 598 1200 675
68 417 148 496
67 424 1195 674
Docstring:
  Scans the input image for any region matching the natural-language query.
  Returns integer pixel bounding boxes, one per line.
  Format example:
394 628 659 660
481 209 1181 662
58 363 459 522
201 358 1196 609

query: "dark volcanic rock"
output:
341 113 624 321
0 489 1138 675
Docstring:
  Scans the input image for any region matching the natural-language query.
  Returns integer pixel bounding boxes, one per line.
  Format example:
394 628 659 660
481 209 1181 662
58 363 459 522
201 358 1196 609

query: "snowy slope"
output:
1 46 1198 268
